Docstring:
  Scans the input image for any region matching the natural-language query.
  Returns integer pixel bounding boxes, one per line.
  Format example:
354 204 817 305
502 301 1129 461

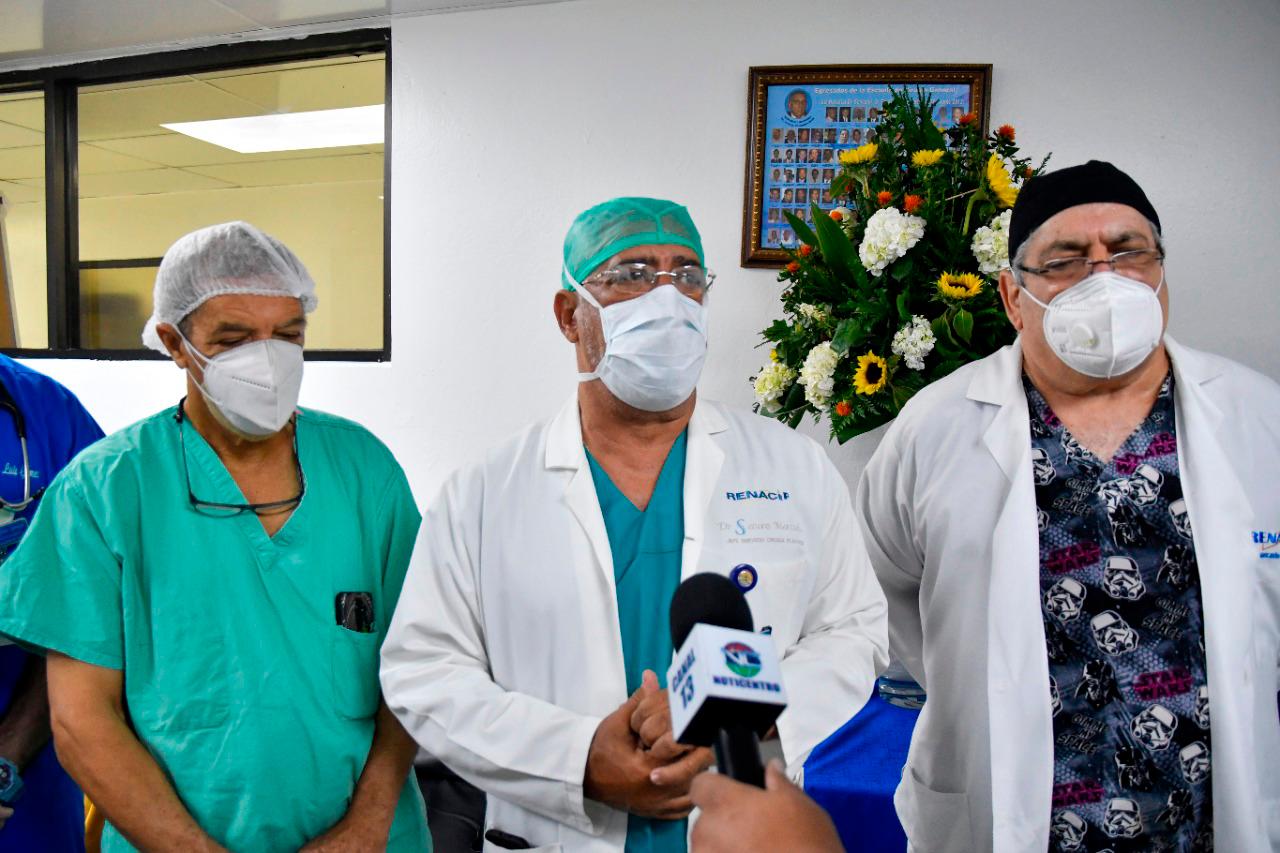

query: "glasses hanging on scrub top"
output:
173 398 305 517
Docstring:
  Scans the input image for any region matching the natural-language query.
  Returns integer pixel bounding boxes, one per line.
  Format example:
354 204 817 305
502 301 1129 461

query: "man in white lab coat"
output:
382 197 888 853
858 161 1280 852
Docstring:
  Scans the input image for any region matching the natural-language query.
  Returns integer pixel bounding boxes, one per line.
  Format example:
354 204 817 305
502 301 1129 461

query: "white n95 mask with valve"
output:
1021 271 1164 379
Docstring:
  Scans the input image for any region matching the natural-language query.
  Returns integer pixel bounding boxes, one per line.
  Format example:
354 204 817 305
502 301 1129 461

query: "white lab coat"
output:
856 336 1280 853
382 395 888 853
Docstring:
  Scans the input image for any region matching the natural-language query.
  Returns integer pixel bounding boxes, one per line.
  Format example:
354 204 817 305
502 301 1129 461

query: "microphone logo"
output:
722 642 763 679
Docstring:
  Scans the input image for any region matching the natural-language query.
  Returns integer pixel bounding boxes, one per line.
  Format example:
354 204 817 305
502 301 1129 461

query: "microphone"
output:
666 573 787 787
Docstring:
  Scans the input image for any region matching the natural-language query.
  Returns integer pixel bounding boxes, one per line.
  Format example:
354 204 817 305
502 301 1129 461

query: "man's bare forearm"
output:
48 654 225 853
349 701 416 830
0 656 51 768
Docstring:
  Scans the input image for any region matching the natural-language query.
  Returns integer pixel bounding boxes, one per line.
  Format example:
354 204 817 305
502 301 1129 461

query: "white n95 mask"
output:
178 331 304 437
570 271 709 412
1021 270 1165 379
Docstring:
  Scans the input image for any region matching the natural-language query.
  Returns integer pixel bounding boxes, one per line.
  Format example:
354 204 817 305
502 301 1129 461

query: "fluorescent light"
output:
162 104 383 154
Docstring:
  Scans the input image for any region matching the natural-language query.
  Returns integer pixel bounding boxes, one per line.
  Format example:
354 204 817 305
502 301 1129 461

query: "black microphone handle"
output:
713 724 765 788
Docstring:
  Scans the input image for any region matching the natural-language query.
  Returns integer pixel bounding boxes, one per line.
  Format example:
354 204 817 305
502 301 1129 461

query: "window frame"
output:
0 28 392 362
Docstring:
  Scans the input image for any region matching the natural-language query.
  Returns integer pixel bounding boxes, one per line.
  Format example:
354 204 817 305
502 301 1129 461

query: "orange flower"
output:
876 190 893 206
829 209 845 221
835 400 852 417
799 244 813 257
786 261 800 273
903 194 923 214
958 112 977 126
1024 166 1035 178
997 124 1016 140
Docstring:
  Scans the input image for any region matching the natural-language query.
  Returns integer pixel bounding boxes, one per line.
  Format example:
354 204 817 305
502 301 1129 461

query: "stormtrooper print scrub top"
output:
1026 374 1213 852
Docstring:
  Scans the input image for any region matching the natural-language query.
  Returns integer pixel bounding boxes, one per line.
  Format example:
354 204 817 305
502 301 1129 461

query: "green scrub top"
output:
586 431 688 853
0 406 429 853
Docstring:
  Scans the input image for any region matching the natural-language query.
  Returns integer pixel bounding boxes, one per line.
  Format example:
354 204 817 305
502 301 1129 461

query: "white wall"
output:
23 0 1280 504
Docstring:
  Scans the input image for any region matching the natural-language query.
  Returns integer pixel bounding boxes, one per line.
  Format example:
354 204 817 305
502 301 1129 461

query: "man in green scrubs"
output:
0 222 429 852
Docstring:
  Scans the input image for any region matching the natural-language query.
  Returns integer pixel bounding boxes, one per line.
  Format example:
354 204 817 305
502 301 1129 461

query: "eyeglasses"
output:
1016 248 1164 286
174 399 305 517
583 263 715 298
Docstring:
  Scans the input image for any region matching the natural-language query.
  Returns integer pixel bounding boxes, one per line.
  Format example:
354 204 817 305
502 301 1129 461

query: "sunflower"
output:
911 149 945 168
985 155 1019 208
853 351 889 396
838 142 879 166
937 272 984 300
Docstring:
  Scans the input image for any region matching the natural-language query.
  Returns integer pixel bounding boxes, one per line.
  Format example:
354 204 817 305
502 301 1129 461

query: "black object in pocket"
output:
335 591 375 633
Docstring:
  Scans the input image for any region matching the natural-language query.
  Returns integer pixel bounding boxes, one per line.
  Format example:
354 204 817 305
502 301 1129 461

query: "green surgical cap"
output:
561 197 704 290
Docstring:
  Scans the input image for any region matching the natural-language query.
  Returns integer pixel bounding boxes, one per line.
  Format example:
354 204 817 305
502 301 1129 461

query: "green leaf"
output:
812 204 859 281
762 319 791 342
931 316 952 344
892 384 913 411
783 211 818 251
953 308 974 343
895 290 910 322
830 318 861 354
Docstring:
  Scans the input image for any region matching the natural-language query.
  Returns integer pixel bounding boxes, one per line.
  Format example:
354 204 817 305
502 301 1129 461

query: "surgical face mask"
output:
1019 270 1165 379
177 330 304 437
568 269 709 412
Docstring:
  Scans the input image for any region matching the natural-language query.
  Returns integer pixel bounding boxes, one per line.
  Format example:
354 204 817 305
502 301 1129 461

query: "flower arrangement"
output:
753 89 1049 441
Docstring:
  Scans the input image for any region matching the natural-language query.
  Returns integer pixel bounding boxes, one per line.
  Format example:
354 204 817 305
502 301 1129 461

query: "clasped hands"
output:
583 669 714 819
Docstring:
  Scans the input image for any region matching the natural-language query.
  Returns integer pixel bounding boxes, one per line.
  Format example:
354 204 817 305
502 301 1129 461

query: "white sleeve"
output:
776 454 890 773
854 425 927 688
379 471 608 834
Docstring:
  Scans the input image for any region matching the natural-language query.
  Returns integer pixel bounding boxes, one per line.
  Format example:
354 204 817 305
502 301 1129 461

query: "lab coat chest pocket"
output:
699 546 807 643
331 627 380 719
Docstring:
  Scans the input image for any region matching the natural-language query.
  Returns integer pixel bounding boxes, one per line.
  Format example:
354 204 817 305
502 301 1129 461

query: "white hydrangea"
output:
794 303 829 325
753 362 797 412
891 315 936 371
798 341 841 408
971 209 1012 275
858 207 925 277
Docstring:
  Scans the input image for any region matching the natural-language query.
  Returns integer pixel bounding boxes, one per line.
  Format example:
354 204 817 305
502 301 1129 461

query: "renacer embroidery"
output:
725 490 791 501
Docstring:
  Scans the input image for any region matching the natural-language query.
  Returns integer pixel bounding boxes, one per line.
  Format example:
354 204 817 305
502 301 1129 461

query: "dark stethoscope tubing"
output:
0 380 42 512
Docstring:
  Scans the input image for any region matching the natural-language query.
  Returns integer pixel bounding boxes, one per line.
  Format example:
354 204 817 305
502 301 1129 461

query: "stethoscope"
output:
0 381 42 512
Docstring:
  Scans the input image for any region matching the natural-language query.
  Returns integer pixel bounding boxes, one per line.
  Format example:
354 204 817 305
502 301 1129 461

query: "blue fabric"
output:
586 432 688 853
804 696 917 853
0 354 102 853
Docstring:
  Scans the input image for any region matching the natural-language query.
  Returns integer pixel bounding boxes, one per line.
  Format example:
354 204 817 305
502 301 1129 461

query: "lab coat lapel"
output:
1166 338 1261 848
967 341 1054 853
545 395 619 612
681 397 727 579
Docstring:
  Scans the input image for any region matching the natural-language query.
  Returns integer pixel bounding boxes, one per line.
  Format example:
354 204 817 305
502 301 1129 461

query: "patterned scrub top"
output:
1026 374 1214 852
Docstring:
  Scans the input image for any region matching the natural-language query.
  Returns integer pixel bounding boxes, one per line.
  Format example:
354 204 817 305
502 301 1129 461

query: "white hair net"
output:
141 221 318 353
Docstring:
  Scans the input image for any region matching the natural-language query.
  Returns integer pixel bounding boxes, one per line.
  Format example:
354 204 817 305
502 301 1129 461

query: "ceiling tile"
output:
90 132 375 167
78 168 235 199
0 146 44 181
0 179 42 205
185 152 382 187
198 58 386 112
0 96 45 132
78 143 166 174
79 79 269 142
0 120 43 150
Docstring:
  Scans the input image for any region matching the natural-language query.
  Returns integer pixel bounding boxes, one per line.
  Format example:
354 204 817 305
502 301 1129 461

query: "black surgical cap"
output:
1009 161 1160 260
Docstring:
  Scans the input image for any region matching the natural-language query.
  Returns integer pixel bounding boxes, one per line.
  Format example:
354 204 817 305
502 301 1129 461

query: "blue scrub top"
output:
0 355 103 853
586 431 688 853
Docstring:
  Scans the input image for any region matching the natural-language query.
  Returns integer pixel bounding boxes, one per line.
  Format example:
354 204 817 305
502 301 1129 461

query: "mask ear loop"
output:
565 264 607 383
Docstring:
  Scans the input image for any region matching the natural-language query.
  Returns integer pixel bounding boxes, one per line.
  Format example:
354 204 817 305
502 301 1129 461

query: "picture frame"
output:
741 63 992 268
